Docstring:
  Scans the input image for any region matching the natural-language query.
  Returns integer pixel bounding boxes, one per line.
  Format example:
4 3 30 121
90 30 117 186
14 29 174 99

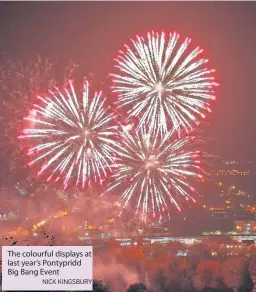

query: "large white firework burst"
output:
19 80 118 189
105 126 203 216
111 31 218 134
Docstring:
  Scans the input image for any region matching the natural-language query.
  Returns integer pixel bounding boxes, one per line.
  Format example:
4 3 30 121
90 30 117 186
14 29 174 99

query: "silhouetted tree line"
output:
0 269 254 292
0 235 254 292
90 273 254 292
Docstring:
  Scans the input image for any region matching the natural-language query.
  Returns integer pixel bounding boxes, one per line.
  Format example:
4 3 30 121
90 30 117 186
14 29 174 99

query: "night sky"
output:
0 1 256 161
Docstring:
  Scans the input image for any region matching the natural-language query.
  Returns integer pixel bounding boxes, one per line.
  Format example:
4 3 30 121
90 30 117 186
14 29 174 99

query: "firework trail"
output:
105 126 203 217
111 31 218 134
19 80 119 189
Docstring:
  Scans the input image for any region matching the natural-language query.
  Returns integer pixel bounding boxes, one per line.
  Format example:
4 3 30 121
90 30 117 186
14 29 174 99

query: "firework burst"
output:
111 31 218 134
105 126 203 216
19 80 119 189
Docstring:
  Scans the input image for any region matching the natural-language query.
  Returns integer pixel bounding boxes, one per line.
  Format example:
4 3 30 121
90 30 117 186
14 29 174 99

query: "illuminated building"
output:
213 169 250 176
196 160 254 210
212 160 252 178
245 205 256 214
209 160 254 208
235 221 256 234
0 192 19 222
83 220 88 230
224 160 238 165
8 227 30 237
0 211 18 221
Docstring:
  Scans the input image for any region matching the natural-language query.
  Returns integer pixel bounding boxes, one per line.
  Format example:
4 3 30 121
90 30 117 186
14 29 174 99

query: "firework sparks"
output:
0 56 78 180
105 126 203 216
19 80 119 189
111 31 218 134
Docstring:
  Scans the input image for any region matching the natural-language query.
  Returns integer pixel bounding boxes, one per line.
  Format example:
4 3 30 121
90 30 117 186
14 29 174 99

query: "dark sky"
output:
0 1 256 160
